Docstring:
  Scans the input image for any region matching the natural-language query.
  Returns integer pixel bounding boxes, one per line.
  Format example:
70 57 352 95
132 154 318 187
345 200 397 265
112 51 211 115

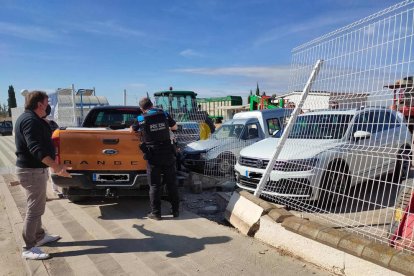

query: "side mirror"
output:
353 130 371 141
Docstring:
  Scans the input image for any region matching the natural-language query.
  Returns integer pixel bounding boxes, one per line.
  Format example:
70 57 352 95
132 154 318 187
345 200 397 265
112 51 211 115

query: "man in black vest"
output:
131 97 179 220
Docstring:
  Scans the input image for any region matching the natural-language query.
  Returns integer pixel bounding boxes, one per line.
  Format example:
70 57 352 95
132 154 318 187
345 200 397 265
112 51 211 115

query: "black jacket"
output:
15 110 55 168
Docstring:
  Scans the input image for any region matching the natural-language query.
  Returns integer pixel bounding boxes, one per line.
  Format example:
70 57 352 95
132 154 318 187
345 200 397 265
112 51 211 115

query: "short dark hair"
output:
25 91 48 111
139 97 153 110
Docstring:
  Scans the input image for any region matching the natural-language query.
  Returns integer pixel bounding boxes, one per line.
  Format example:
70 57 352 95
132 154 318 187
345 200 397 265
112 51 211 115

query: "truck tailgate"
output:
58 129 146 171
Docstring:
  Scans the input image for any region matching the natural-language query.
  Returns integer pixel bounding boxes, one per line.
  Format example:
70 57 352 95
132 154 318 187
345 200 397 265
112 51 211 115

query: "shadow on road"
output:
48 224 231 258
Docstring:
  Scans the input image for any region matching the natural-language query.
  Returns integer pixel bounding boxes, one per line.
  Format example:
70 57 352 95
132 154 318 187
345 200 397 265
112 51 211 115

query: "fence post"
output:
71 84 77 126
254 59 323 197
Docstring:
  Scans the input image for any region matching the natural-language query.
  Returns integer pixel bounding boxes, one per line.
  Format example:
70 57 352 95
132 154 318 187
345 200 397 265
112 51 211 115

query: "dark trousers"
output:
148 160 179 216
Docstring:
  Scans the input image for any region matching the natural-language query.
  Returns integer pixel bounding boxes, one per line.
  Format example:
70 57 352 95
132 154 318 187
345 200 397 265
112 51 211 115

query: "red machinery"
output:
385 76 414 132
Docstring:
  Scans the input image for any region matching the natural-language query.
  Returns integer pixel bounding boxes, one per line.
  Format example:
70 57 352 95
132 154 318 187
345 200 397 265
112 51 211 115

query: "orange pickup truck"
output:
51 106 147 202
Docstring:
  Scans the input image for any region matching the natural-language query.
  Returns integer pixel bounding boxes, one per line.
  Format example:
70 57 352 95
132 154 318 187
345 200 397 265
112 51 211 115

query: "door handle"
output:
102 138 119 145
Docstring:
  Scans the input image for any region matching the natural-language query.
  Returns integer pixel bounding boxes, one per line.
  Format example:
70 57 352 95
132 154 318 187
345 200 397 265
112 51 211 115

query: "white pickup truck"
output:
182 108 291 175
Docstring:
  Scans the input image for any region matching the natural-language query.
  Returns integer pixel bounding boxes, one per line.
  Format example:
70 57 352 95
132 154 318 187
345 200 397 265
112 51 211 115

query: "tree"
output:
7 85 17 117
255 83 260 96
0 103 7 118
247 89 253 104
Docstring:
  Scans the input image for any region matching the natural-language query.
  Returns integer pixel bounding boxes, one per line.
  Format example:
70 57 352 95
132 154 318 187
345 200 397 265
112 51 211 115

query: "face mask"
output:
42 104 51 118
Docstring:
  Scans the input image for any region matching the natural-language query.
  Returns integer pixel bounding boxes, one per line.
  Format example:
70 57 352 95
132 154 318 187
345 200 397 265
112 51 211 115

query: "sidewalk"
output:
0 173 331 276
0 186 26 275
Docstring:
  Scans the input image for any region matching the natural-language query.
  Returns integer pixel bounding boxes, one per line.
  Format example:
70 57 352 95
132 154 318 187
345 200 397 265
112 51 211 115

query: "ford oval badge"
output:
103 149 118 155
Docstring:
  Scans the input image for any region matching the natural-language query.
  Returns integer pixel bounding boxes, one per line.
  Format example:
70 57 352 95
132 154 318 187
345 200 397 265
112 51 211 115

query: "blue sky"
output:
0 0 400 106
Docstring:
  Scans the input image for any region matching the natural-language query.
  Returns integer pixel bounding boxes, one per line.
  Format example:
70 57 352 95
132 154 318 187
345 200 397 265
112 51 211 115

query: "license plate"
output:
93 173 130 182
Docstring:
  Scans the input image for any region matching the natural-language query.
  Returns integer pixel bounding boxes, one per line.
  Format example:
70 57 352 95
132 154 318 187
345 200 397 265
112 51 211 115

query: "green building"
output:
197 96 243 122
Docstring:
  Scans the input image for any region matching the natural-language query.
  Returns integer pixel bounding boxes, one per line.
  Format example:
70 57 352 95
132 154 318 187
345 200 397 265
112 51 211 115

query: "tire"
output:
393 148 411 184
217 153 237 176
62 188 87 203
318 161 349 207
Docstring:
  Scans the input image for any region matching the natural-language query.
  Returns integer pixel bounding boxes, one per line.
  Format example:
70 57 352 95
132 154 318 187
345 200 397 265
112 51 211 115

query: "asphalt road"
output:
0 136 331 275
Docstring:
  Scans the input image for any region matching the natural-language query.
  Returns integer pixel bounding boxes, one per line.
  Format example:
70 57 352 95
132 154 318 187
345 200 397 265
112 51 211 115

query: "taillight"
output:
52 131 60 164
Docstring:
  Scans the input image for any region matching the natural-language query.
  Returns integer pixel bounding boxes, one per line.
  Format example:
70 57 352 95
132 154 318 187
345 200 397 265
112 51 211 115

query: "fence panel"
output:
254 0 414 253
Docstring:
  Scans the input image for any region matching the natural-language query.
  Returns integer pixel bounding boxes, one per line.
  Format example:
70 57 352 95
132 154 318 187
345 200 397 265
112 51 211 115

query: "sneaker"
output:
147 212 162 220
36 234 61 247
22 247 50 260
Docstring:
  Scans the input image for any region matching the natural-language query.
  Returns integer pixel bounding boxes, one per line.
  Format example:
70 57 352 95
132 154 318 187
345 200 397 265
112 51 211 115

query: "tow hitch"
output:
105 188 117 198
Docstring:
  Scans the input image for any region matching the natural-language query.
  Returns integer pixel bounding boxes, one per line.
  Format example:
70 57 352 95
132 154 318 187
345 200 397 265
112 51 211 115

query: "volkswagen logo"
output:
103 149 118 155
256 159 263 168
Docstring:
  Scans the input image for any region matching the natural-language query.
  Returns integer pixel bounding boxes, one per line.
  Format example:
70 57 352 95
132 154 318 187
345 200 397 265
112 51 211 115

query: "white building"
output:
12 88 109 127
273 91 369 112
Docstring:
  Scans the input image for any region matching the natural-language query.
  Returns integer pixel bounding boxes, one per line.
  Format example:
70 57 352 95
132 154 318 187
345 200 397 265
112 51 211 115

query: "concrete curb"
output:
224 191 265 236
226 190 414 276
282 216 414 275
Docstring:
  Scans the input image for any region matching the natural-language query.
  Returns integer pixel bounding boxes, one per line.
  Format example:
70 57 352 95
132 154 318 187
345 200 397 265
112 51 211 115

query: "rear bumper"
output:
51 171 148 189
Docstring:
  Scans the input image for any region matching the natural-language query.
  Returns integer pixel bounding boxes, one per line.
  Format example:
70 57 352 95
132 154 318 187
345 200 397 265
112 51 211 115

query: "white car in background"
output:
235 107 412 204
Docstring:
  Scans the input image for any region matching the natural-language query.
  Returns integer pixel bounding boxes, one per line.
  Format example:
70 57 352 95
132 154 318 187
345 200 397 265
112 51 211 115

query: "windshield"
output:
155 95 196 113
288 114 353 139
213 124 244 139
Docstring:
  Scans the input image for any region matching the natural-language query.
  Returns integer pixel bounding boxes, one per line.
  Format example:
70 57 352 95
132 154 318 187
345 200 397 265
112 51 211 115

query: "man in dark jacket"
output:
15 91 71 260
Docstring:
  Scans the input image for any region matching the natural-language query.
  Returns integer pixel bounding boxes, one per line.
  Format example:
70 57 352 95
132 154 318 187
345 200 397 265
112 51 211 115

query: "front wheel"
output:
318 161 349 208
217 153 237 176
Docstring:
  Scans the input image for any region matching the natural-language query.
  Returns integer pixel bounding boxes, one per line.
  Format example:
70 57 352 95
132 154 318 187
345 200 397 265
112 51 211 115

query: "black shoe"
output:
172 210 179 218
147 213 162 220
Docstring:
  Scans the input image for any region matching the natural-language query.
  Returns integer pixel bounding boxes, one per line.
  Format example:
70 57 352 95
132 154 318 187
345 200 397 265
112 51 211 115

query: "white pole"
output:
254 59 323 197
124 89 127 106
71 84 77 126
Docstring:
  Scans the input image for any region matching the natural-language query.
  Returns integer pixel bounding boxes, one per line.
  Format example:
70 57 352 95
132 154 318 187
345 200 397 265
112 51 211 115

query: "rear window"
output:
84 109 141 128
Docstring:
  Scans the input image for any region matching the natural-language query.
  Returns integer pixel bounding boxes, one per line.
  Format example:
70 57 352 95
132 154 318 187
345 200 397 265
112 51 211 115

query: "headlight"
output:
274 158 319 172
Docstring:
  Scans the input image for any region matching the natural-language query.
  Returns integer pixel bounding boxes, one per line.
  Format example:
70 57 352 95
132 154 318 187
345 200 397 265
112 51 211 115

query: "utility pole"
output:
71 84 77 126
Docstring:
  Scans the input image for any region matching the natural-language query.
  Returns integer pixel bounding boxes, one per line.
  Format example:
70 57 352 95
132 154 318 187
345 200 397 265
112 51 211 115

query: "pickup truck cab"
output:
182 109 291 175
51 106 147 201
